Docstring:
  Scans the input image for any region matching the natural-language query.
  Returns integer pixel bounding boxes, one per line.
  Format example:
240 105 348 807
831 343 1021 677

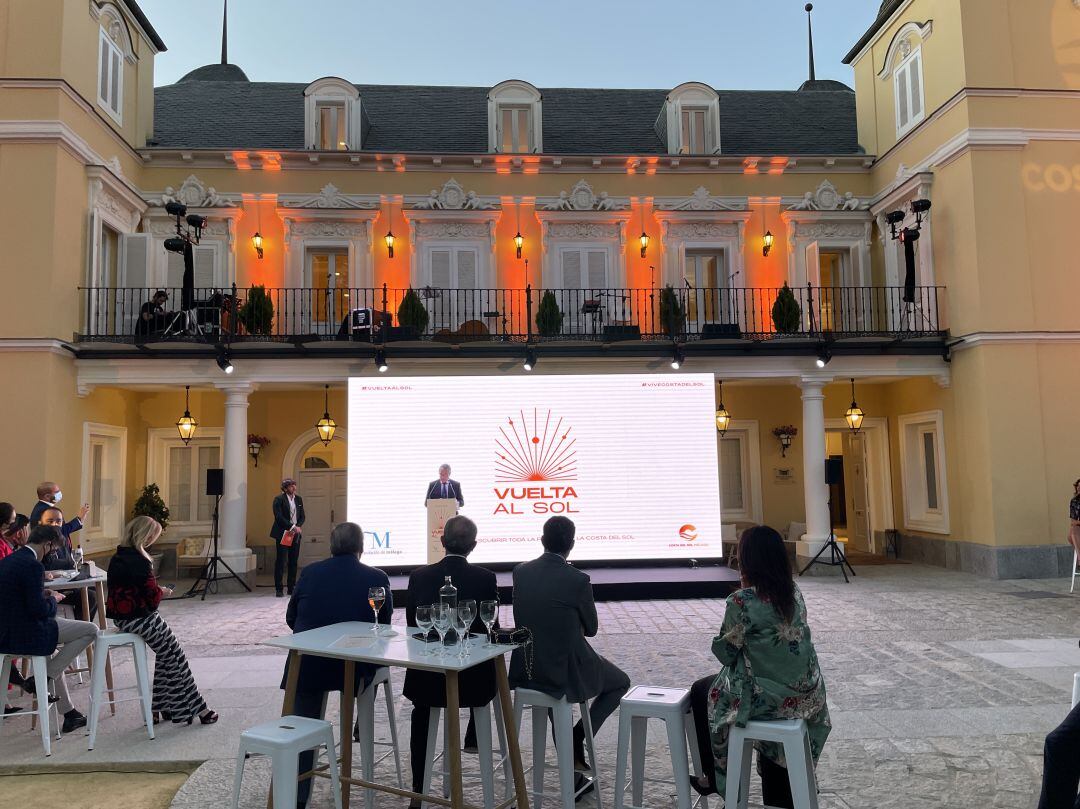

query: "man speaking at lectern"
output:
425 463 464 507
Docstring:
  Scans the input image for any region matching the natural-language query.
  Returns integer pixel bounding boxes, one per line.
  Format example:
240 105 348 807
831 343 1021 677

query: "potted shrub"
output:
535 290 564 338
771 283 802 335
659 284 685 336
393 288 429 340
238 284 274 336
132 483 170 532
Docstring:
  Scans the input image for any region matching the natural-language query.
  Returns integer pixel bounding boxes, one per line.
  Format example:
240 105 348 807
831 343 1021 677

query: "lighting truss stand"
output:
798 498 857 583
899 299 934 333
160 308 200 338
183 494 251 600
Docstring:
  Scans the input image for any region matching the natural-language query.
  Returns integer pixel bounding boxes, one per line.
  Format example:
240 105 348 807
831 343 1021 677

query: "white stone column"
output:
798 378 832 561
218 382 257 583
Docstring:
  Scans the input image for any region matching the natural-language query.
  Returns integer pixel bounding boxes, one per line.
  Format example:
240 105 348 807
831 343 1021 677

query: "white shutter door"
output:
430 250 451 288
456 249 478 289
586 250 607 289
561 250 582 289
193 245 216 290
430 250 452 329
719 437 745 512
116 233 152 338
166 252 184 290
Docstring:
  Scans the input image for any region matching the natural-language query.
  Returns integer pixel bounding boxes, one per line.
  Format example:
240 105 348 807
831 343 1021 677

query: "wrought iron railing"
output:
76 284 946 344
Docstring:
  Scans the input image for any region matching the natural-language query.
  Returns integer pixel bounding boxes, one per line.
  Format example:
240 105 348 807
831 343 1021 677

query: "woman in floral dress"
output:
688 525 831 808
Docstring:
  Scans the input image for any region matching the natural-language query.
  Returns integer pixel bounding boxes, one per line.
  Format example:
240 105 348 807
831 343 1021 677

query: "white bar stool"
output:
513 687 601 809
352 667 404 809
0 654 60 755
1071 672 1079 708
613 686 707 809
87 632 155 750
1071 550 1078 594
422 698 513 809
233 715 342 809
725 719 819 809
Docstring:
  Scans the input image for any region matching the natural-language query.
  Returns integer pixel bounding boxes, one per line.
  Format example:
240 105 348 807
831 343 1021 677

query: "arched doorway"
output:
282 428 348 567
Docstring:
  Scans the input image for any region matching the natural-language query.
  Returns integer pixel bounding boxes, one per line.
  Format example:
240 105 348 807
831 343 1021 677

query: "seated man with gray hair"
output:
282 521 393 809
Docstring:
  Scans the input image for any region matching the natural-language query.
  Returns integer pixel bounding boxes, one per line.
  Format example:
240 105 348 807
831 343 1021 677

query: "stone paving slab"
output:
1 563 1077 809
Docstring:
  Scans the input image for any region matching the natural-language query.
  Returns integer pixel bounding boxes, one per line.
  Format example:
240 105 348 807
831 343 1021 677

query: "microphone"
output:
729 270 741 283
683 277 692 290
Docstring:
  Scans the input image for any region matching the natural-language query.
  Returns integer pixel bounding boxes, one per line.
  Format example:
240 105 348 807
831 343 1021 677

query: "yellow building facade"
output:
0 0 1075 581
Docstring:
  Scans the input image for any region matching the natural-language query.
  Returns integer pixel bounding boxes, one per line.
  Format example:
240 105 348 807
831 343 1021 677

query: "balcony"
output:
75 285 947 357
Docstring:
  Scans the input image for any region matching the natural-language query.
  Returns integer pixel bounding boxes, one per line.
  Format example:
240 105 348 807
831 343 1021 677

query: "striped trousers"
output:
114 611 207 722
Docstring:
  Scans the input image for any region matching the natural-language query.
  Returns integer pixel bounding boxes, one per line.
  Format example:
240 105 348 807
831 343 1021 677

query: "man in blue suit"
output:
283 521 392 809
0 525 98 732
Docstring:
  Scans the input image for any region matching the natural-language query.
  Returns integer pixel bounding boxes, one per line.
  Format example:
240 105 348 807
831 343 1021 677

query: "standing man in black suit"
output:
404 515 497 805
270 478 306 597
509 516 630 775
424 463 464 507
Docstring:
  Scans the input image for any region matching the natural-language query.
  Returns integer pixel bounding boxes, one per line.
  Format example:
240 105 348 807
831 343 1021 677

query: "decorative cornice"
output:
539 179 627 211
654 187 747 211
278 183 377 210
785 180 868 211
951 331 1080 351
407 179 497 211
147 174 239 208
0 339 74 357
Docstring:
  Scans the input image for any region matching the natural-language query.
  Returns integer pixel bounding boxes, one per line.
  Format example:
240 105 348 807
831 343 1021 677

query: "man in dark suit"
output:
404 515 498 800
283 521 392 809
29 481 88 528
270 477 306 597
424 463 464 507
0 525 98 732
509 516 630 773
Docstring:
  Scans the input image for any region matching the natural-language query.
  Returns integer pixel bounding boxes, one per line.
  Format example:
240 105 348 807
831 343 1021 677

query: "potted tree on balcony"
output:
238 285 274 337
392 288 429 341
535 290 564 338
771 282 802 336
659 284 685 337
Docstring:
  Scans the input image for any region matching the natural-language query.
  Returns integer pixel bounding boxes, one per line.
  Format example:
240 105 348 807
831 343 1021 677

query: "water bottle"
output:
439 576 458 644
73 544 84 570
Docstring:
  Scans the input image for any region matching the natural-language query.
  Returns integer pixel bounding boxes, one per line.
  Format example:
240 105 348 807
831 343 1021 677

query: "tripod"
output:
184 494 252 600
798 497 856 583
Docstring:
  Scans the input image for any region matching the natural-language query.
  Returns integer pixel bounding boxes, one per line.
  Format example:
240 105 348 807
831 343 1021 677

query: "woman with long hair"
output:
105 516 217 725
688 525 830 808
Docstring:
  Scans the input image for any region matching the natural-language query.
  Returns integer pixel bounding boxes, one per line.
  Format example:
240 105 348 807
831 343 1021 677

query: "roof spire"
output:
220 0 228 65
805 3 816 82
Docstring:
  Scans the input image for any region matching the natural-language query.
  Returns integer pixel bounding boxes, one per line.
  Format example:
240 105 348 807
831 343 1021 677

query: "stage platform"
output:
388 562 740 603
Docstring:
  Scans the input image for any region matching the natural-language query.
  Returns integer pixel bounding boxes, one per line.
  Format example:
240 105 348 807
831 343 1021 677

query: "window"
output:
316 102 348 151
680 107 708 154
559 248 608 290
166 243 219 291
307 249 350 325
81 423 126 552
167 442 221 524
98 27 123 122
498 106 534 153
898 411 949 533
715 423 762 523
684 251 725 325
894 47 925 136
427 247 480 330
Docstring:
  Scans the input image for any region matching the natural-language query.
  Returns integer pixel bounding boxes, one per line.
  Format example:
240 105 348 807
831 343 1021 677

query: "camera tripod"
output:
184 493 251 599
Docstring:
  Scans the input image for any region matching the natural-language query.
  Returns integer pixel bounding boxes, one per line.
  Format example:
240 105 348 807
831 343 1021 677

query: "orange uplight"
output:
521 156 541 175
257 151 282 171
231 150 252 170
767 156 788 175
494 155 512 175
743 157 761 175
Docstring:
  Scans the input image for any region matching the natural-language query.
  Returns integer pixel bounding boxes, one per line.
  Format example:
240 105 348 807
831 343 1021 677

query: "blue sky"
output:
140 0 878 90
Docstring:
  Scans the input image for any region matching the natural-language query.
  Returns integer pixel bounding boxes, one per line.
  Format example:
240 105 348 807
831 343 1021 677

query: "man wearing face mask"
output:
39 506 96 621
30 482 88 529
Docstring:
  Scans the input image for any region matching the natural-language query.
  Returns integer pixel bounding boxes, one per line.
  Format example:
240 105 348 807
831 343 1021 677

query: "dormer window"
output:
95 3 134 125
304 77 363 151
488 80 542 153
659 83 721 155
894 41 925 137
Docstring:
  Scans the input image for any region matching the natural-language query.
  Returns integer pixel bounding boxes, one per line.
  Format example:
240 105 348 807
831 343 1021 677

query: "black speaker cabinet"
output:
206 468 224 497
824 458 844 486
700 323 742 339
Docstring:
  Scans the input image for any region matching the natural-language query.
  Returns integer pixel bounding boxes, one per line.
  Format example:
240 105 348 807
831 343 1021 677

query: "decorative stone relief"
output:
411 179 496 211
661 222 741 241
155 175 237 208
282 219 369 246
411 221 491 240
105 156 124 179
280 183 375 209
788 180 867 211
545 222 622 241
657 187 745 211
541 180 626 211
790 222 868 240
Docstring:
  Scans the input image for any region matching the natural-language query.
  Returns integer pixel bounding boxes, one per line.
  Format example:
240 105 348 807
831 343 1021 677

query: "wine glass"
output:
458 600 476 653
415 605 435 656
451 608 469 659
480 600 498 647
432 603 452 657
368 586 387 636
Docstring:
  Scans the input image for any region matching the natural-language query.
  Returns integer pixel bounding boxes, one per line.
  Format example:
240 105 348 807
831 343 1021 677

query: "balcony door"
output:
813 246 863 333
426 246 481 332
306 249 350 333
683 250 731 332
558 247 610 335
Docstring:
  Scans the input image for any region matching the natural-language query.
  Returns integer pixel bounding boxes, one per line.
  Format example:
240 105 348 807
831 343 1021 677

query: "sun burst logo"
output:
679 524 697 541
495 408 579 482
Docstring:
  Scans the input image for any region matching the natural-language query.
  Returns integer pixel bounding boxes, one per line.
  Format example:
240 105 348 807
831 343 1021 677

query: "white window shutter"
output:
166 252 185 289
719 437 745 512
909 55 923 118
430 250 451 288
119 233 151 289
561 250 582 289
193 245 216 289
586 250 607 289
456 250 478 289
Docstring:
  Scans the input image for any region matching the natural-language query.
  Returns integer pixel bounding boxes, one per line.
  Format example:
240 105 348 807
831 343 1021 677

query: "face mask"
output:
52 491 63 504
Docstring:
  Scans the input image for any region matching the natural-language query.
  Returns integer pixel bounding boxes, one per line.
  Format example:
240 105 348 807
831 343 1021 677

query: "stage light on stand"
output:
715 379 731 437
316 384 337 446
215 345 233 374
163 237 186 254
523 347 536 371
252 231 264 259
375 348 389 373
815 346 831 368
670 345 684 370
176 385 198 445
514 231 524 259
845 377 865 434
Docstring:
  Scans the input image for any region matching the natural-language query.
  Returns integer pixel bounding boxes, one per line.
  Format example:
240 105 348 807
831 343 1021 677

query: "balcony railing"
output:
77 285 946 345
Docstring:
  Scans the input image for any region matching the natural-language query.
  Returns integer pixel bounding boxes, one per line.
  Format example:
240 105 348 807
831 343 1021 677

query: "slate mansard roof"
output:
151 78 861 157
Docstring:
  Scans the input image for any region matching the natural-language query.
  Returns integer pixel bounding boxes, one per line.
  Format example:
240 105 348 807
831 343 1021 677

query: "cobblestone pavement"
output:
2 563 1077 809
